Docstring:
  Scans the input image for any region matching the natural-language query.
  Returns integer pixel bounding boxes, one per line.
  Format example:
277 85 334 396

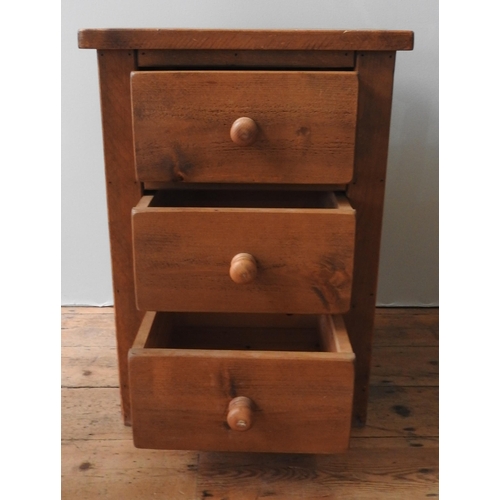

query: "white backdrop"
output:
62 0 438 306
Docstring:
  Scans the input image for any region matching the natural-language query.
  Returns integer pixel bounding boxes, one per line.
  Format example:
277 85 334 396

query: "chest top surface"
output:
78 28 414 51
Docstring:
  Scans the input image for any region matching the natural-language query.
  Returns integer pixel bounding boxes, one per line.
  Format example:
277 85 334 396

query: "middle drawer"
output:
132 189 355 314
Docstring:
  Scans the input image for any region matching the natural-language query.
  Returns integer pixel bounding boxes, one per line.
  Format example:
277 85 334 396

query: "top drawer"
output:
131 71 358 184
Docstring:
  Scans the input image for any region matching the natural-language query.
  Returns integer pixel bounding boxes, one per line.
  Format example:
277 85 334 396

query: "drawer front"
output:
129 312 355 454
131 193 355 314
131 71 358 184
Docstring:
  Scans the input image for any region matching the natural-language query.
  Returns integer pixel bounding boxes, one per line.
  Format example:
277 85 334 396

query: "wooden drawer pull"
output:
227 396 254 431
230 117 258 146
229 253 257 284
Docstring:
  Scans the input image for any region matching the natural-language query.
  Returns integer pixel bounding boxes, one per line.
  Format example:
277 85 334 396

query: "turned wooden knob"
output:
230 117 258 146
227 396 254 431
229 253 257 284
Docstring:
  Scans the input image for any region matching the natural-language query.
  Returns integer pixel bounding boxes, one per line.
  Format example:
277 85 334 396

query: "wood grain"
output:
78 29 414 51
97 50 144 425
374 308 439 345
344 51 398 425
195 447 438 499
142 182 348 191
61 307 115 347
371 346 439 386
128 312 355 453
132 193 356 314
62 388 127 441
62 439 198 500
62 438 437 500
62 346 118 388
137 49 355 69
131 71 358 184
351 386 438 438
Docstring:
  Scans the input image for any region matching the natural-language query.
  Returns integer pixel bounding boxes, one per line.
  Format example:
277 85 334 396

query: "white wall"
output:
62 0 438 306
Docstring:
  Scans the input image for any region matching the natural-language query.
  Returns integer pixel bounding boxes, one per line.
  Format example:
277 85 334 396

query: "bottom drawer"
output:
129 312 355 454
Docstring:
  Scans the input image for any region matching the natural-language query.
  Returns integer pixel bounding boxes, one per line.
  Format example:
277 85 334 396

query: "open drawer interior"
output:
132 312 354 354
140 189 352 210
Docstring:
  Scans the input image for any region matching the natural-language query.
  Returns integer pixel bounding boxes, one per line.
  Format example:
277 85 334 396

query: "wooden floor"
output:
62 307 438 499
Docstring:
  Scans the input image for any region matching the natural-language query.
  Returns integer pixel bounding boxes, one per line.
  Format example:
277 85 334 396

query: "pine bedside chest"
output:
78 29 414 454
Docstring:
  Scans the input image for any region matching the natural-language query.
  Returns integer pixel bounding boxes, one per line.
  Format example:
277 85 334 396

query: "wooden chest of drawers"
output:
78 28 413 454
